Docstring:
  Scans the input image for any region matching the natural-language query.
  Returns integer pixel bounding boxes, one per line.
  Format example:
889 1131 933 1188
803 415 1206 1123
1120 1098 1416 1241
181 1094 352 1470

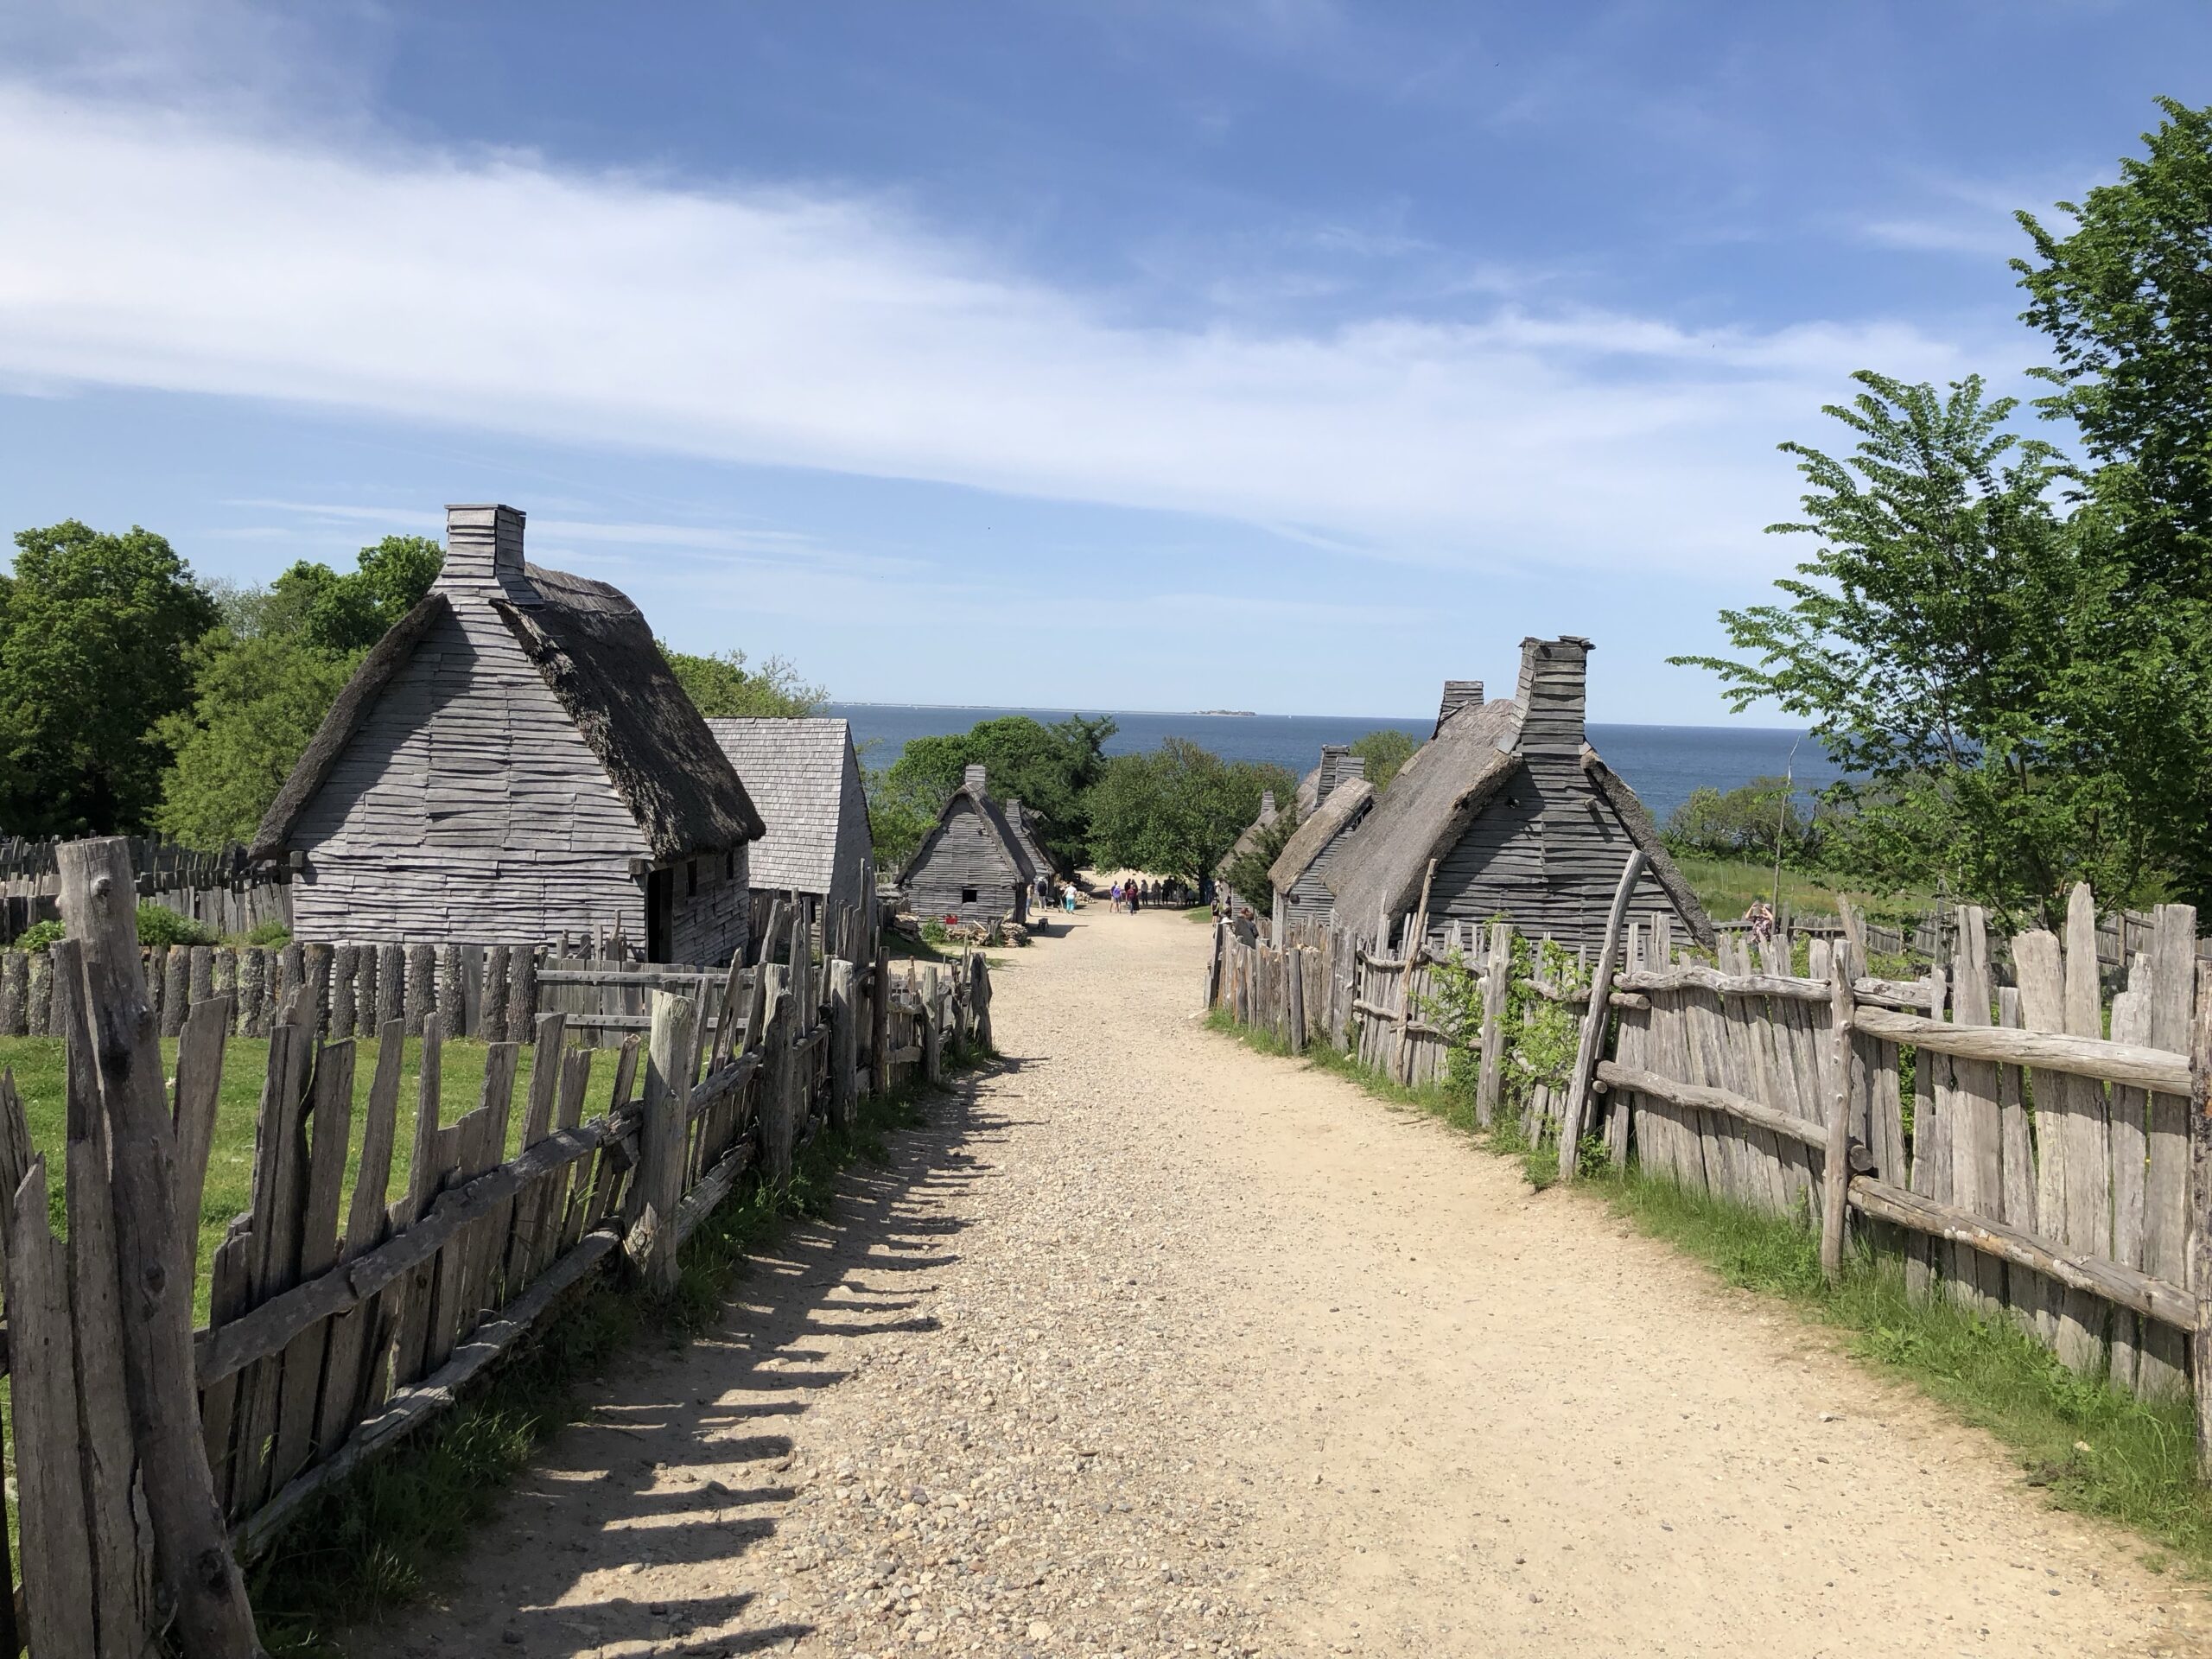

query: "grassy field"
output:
0 1033 621 1319
1673 855 1939 930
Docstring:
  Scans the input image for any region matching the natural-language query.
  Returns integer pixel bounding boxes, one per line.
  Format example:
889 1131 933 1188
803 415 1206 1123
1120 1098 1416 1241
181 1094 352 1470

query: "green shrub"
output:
920 919 950 944
238 919 292 948
135 903 217 948
12 919 63 953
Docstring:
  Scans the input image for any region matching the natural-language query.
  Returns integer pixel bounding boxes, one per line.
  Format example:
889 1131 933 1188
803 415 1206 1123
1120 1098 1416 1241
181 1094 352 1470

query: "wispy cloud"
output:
0 82 1975 579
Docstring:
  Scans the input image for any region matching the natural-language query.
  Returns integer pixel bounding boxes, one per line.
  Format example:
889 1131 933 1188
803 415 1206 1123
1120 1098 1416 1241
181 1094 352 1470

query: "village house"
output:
900 764 1033 926
1267 747 1373 938
1325 638 1712 955
707 715 876 960
253 504 765 962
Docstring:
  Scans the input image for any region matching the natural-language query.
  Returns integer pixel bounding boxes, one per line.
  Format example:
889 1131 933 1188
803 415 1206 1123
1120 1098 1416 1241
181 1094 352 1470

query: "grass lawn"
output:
0 1033 621 1319
1676 855 1938 933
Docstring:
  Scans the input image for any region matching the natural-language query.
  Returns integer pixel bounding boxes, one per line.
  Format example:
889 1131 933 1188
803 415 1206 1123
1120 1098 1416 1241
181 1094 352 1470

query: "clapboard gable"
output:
902 766 1032 925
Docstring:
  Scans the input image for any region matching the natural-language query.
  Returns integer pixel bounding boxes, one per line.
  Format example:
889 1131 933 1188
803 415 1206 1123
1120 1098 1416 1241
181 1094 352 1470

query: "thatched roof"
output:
1581 747 1716 946
255 563 765 864
1324 698 1525 927
706 717 859 895
1005 800 1058 881
900 766 1034 885
250 592 453 861
1268 776 1374 891
1216 790 1281 878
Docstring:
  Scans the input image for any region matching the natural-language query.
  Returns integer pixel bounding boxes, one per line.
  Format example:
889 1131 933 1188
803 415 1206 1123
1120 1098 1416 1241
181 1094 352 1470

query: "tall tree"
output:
884 714 1116 868
1084 739 1294 888
1673 372 2153 923
1349 728 1418 793
0 521 217 836
660 645 827 719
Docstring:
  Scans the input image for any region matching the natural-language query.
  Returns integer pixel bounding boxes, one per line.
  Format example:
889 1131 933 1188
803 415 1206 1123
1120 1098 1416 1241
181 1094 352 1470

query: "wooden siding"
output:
291 601 652 945
1425 744 1691 953
1282 797 1371 929
907 798 1027 925
671 842 749 968
828 745 875 920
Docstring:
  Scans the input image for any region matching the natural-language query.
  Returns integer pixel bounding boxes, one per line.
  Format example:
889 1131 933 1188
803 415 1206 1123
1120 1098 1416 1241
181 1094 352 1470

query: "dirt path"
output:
351 907 2210 1657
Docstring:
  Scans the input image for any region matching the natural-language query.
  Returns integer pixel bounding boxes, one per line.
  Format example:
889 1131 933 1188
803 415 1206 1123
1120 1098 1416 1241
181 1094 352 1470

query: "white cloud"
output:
0 84 1977 578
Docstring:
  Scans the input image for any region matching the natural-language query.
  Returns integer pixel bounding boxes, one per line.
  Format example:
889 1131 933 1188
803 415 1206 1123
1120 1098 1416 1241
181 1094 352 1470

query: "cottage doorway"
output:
646 866 675 963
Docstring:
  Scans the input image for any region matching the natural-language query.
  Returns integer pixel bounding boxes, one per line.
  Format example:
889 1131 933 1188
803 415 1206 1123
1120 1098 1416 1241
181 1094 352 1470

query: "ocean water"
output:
828 702 1842 824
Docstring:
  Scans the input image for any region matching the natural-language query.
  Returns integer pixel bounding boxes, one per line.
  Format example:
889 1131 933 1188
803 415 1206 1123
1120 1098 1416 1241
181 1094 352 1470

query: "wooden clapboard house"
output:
254 504 765 962
707 716 876 957
1267 747 1373 937
901 765 1033 926
1326 638 1712 955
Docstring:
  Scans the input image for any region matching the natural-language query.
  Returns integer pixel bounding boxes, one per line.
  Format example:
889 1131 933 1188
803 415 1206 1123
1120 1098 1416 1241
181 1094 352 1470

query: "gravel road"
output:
349 906 2212 1657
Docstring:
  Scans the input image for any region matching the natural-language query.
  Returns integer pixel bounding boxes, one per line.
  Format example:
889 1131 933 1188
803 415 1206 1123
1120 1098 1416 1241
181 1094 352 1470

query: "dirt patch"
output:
345 906 2212 1656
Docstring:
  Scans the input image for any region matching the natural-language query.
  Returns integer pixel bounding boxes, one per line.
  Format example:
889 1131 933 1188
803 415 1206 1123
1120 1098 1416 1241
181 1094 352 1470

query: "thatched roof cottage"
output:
900 765 1033 926
1268 747 1372 937
707 716 875 956
255 504 764 963
1004 800 1058 887
1326 638 1712 956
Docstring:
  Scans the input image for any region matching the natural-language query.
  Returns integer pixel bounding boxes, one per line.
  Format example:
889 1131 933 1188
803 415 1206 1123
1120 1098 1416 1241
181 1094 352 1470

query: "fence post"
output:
871 944 892 1098
1820 941 1860 1281
2189 960 2212 1479
1559 850 1645 1182
972 955 994 1052
631 989 697 1295
1476 922 1513 1128
829 959 857 1133
1287 945 1306 1054
921 964 944 1085
760 964 794 1181
56 837 264 1653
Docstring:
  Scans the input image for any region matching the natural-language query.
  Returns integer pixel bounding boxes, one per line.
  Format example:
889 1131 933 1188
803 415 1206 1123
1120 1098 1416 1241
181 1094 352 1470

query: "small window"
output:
687 859 698 896
962 887 979 904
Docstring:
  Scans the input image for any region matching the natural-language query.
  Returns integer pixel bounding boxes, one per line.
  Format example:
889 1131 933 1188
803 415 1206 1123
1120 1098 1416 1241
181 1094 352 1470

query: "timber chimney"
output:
1434 680 1484 735
963 764 988 794
1259 790 1278 823
1315 745 1365 803
439 504 528 596
1515 636 1592 757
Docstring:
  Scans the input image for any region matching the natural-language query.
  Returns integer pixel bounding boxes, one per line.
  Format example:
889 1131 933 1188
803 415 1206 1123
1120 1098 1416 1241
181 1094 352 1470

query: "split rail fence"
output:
1208 866 2212 1476
0 836 993 1654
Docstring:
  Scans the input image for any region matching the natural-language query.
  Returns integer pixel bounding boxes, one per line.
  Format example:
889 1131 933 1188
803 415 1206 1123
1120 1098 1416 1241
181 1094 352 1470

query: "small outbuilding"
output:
707 716 876 959
1325 638 1713 956
900 765 1033 926
254 503 765 963
1268 747 1373 938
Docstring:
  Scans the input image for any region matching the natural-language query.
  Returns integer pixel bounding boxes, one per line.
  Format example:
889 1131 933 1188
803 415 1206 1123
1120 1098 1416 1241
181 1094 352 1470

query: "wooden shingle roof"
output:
707 717 860 897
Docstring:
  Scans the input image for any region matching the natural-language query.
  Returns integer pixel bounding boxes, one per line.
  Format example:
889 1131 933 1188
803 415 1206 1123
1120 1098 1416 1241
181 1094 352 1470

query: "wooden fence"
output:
0 833 290 945
0 836 993 1653
1207 872 2212 1472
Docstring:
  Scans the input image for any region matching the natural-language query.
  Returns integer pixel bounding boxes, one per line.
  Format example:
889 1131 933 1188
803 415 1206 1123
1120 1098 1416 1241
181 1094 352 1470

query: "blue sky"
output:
2 2 2205 721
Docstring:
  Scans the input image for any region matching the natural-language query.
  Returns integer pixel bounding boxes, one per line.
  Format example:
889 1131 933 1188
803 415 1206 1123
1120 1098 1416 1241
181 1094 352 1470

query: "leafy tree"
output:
2015 99 2212 903
883 715 1116 868
1349 728 1418 793
156 632 357 849
864 761 948 872
1084 739 1294 888
0 521 218 836
1672 372 2155 923
1662 776 1822 867
661 645 828 719
2017 97 2212 589
1220 805 1299 912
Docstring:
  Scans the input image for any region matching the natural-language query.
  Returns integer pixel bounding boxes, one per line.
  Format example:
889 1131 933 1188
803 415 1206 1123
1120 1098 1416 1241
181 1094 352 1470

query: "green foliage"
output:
1084 738 1294 887
1672 372 2158 925
135 901 217 947
243 536 442 654
919 919 951 944
884 715 1115 871
1219 804 1297 911
1348 727 1418 793
1664 775 1823 867
156 632 358 849
0 520 219 836
238 919 292 948
659 643 827 719
12 920 62 952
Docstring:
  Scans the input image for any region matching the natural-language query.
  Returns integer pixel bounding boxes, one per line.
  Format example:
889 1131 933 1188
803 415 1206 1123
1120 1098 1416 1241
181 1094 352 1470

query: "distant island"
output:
1192 709 1257 717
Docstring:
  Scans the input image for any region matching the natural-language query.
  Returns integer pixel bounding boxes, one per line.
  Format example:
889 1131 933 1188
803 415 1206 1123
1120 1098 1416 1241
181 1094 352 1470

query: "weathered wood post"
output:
482 945 511 1043
1558 850 1645 1182
1820 940 1860 1281
57 838 266 1654
2188 958 2212 1479
829 958 858 1133
162 944 191 1037
871 943 893 1098
404 944 434 1037
1287 944 1307 1054
0 946 25 1034
760 964 794 1181
1475 923 1513 1127
972 954 994 1052
921 964 944 1085
508 944 537 1043
331 944 358 1037
1203 918 1224 1014
631 989 697 1295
